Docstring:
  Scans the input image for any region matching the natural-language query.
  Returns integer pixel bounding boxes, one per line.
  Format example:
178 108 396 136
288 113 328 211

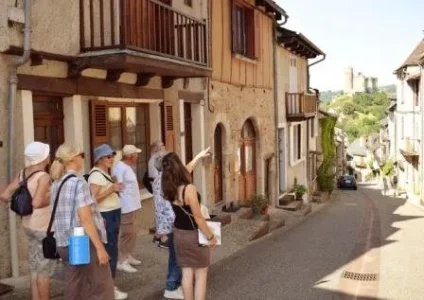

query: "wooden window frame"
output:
90 100 151 184
290 123 304 166
231 0 255 59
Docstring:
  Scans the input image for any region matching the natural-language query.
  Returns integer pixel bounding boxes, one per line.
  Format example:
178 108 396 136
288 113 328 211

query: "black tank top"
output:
172 185 200 231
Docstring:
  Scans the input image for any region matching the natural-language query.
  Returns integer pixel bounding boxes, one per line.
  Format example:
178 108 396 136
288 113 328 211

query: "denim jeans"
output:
166 233 182 291
101 208 121 278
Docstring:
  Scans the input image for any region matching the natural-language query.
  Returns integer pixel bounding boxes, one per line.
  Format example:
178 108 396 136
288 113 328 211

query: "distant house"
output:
393 39 423 204
347 137 368 168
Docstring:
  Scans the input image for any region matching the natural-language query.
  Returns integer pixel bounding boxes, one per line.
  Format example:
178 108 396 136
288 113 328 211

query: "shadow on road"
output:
199 185 423 300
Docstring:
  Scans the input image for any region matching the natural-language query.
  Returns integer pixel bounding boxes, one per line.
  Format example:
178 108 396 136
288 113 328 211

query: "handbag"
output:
180 186 222 246
42 174 76 259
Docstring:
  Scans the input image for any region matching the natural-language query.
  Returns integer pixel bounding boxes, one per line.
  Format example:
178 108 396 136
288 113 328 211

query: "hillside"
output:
321 92 391 142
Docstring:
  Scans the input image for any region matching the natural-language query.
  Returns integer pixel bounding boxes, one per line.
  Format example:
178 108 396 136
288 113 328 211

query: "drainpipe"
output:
272 22 279 207
273 14 288 207
7 0 32 277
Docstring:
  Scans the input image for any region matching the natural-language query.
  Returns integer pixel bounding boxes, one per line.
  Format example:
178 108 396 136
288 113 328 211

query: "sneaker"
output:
152 236 161 244
164 287 184 299
114 286 128 300
117 261 137 273
158 239 170 249
127 255 141 266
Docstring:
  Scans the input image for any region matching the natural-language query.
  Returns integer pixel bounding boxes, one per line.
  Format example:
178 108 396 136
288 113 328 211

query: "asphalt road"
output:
205 185 424 300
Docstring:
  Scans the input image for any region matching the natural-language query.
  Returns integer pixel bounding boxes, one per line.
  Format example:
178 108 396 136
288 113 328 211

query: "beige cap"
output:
122 145 142 156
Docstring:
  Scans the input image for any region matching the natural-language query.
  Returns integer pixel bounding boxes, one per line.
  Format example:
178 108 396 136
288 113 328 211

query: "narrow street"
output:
203 185 424 300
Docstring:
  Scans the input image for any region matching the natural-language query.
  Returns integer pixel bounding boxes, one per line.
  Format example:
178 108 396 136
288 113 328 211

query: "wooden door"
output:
33 95 64 159
214 125 223 203
239 120 256 204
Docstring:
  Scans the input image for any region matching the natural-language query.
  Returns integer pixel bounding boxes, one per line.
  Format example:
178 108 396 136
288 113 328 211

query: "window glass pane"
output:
109 107 122 150
245 144 253 172
297 125 302 160
126 106 149 182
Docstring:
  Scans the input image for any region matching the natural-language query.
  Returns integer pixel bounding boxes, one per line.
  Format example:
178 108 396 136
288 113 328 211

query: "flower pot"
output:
252 206 261 216
295 192 304 200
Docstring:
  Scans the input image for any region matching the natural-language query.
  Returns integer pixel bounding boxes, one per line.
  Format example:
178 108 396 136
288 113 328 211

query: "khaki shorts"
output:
24 228 57 277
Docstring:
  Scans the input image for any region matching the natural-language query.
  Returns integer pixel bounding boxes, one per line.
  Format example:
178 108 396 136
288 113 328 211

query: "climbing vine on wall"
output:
317 116 337 193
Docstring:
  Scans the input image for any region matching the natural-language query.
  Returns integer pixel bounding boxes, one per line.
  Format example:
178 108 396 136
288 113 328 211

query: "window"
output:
232 1 255 59
91 101 149 183
412 79 420 106
108 105 149 182
184 0 192 7
291 124 302 163
401 116 404 139
309 119 315 138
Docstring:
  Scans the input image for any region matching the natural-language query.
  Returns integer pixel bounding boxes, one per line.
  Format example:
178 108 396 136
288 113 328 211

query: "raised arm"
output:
185 147 211 174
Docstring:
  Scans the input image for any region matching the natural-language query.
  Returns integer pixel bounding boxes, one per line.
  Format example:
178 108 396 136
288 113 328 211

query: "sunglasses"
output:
76 153 85 159
104 155 115 159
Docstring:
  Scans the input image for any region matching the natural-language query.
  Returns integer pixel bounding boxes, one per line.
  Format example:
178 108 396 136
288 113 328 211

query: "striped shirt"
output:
50 171 107 247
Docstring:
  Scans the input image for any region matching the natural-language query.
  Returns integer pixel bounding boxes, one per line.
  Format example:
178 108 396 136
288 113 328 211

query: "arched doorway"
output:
214 125 224 203
239 120 256 204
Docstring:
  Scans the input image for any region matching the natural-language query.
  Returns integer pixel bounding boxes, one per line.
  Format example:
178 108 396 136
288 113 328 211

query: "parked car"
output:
337 175 358 190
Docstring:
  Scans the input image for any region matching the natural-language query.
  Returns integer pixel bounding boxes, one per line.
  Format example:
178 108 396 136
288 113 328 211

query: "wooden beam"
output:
4 46 74 62
178 90 204 103
68 61 87 79
135 73 154 87
30 53 43 66
162 77 175 89
17 74 164 99
106 69 124 82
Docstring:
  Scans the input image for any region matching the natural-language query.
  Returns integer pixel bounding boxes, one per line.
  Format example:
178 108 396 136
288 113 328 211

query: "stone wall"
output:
206 81 276 206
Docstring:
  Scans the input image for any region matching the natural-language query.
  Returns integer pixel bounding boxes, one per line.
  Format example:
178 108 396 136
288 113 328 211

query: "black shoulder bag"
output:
42 174 76 259
10 169 43 216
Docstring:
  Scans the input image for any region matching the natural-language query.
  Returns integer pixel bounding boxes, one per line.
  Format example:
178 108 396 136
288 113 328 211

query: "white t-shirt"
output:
112 161 142 214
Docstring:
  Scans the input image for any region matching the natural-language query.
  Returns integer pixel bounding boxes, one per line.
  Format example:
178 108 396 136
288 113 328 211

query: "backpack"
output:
142 171 153 193
84 170 114 183
10 169 43 216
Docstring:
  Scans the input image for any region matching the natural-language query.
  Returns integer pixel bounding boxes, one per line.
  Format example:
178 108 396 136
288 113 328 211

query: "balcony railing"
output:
285 92 317 121
80 0 208 66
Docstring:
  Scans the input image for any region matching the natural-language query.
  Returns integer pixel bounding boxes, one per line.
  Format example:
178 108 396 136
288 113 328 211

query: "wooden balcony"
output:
285 92 317 122
75 0 210 81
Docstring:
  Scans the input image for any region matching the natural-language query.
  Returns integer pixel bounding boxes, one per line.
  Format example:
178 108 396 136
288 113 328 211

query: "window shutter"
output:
90 100 109 148
231 1 237 53
165 105 175 152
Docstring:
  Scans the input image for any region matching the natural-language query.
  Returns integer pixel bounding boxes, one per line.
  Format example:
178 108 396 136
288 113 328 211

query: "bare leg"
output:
30 274 40 300
194 267 208 300
182 267 195 300
36 276 51 300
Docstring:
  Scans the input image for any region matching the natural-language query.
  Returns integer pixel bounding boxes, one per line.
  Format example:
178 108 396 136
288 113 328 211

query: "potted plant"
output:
294 183 307 200
247 194 269 217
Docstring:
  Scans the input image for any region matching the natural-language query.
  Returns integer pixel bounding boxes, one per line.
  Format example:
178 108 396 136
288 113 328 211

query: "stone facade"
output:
206 81 276 206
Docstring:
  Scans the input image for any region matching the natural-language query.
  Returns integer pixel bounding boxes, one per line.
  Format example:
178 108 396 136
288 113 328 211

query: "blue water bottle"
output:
68 227 90 265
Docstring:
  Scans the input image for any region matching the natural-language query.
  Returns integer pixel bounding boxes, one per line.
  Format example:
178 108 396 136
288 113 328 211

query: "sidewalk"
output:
0 202 328 299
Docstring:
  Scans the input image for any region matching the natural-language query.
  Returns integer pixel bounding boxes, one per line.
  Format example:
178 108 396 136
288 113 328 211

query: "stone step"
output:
279 200 303 212
279 193 296 206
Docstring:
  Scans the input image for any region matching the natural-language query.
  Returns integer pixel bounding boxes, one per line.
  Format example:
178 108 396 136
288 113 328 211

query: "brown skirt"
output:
173 228 210 268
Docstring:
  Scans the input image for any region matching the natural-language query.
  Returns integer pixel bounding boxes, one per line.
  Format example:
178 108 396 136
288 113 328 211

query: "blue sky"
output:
276 0 424 91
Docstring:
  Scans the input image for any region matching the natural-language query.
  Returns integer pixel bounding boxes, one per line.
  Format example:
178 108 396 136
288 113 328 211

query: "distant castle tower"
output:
343 67 378 95
344 66 353 95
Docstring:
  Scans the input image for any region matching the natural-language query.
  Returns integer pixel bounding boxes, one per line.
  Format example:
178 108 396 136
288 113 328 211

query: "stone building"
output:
0 0 209 278
206 0 287 207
